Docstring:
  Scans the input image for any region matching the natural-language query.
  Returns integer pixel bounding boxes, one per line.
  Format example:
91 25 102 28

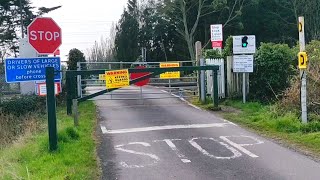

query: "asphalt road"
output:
93 86 320 180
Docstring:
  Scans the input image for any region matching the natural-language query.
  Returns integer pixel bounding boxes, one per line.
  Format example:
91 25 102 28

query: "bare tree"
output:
87 23 117 62
173 0 247 62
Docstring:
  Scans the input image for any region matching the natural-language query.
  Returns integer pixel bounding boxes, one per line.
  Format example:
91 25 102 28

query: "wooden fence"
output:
226 56 249 97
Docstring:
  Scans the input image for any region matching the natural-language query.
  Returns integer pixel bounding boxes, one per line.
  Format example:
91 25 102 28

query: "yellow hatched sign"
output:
99 74 105 80
105 69 130 89
160 62 180 79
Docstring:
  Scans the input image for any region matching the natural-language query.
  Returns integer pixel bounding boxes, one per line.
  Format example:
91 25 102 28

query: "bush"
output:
281 40 320 115
0 95 46 116
222 36 233 57
301 121 320 133
203 49 223 59
275 116 300 133
250 43 295 102
0 112 41 146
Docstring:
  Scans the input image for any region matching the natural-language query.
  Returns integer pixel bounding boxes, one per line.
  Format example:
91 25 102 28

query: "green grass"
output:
194 99 320 156
0 101 100 179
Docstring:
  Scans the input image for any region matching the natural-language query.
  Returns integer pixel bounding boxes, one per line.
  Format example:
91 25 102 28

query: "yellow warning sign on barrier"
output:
160 62 180 79
99 74 105 80
105 69 129 89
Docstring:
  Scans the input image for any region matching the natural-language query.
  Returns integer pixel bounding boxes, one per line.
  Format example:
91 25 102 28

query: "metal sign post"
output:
232 54 254 103
243 73 246 103
200 58 206 102
299 16 308 123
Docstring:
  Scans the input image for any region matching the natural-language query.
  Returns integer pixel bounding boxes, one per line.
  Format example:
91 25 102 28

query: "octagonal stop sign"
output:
27 17 62 54
130 66 150 86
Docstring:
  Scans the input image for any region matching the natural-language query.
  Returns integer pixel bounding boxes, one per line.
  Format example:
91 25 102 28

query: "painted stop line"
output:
114 136 264 168
100 122 235 134
101 123 264 168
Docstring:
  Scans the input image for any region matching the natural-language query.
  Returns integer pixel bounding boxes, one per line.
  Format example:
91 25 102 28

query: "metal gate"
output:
76 61 198 101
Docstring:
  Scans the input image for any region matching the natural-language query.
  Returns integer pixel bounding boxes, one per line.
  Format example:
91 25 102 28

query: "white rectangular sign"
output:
210 24 223 41
35 81 61 96
233 55 254 73
233 35 256 54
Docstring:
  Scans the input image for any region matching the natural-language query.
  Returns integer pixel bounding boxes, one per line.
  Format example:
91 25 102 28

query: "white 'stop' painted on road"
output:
100 123 235 134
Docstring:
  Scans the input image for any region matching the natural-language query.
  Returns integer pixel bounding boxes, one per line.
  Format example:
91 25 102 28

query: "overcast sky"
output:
30 0 128 61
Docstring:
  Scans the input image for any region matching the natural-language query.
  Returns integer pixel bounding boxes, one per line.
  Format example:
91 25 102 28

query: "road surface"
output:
93 86 320 180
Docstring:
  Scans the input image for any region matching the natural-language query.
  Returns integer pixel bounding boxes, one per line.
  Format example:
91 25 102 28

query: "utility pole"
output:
20 0 24 38
299 16 308 123
141 47 146 62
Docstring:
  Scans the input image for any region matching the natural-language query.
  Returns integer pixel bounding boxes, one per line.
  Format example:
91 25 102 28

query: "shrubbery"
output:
250 43 295 102
0 95 46 116
281 40 320 115
0 95 47 146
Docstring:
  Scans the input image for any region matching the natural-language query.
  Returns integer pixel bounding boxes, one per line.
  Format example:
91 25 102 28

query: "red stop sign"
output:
27 17 62 54
130 66 150 87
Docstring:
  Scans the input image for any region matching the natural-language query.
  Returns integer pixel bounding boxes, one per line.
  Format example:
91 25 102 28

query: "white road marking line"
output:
189 137 242 160
181 159 191 163
222 119 237 126
180 97 202 110
101 123 233 134
160 89 202 110
171 93 180 98
160 89 239 123
100 125 108 134
154 139 191 163
219 136 264 158
115 142 160 168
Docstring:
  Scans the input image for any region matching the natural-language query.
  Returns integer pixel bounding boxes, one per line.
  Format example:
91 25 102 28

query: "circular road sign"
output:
130 66 150 87
27 17 62 54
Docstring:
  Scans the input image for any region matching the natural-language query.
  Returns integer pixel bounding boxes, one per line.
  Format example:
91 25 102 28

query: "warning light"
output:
242 36 248 48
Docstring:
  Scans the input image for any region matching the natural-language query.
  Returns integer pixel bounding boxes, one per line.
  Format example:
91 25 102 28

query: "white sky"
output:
30 0 128 61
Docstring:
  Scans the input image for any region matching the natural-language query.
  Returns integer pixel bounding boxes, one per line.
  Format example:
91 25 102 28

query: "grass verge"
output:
0 101 100 179
193 99 320 158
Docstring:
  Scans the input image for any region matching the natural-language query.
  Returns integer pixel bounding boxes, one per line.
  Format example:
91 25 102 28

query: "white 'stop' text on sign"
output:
29 31 60 41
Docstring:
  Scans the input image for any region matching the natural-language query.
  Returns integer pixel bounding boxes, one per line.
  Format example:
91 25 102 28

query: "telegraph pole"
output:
298 16 308 123
20 0 24 38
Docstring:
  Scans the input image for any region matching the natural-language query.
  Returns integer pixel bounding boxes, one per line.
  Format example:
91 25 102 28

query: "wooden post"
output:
195 41 202 101
226 56 233 97
73 99 79 126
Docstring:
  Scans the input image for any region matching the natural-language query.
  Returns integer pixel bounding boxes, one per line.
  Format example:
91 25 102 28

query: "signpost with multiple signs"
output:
3 17 63 151
298 17 308 123
233 35 256 103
